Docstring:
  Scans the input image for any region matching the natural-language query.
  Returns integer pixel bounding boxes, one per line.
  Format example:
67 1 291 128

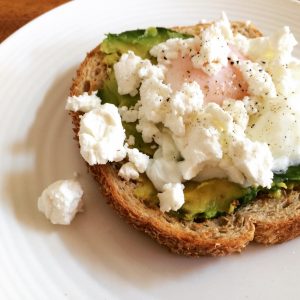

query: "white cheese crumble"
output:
146 132 182 191
118 162 139 181
138 60 166 80
225 135 273 187
150 12 232 76
113 51 142 96
222 99 249 131
242 96 260 115
136 119 160 143
150 22 230 76
119 105 138 123
79 104 126 165
176 125 223 181
158 183 185 213
171 81 204 114
126 147 149 173
232 33 250 54
164 81 204 136
191 24 230 75
139 76 172 123
65 91 101 112
215 11 233 41
114 51 166 98
38 179 83 225
149 38 191 64
237 60 277 98
267 59 299 97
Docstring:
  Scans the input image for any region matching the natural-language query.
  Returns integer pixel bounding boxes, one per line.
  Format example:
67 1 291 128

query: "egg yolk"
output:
165 47 248 105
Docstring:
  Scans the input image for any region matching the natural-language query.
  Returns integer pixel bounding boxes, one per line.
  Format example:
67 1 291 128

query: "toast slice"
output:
69 22 300 256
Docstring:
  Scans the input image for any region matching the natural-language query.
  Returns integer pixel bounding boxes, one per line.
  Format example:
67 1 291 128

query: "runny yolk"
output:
164 48 248 105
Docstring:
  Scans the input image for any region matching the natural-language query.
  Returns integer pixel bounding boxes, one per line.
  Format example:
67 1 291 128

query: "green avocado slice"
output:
100 27 192 65
134 176 258 221
179 179 256 220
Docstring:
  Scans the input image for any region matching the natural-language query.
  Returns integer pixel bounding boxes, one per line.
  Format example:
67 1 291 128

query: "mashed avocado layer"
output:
98 27 300 221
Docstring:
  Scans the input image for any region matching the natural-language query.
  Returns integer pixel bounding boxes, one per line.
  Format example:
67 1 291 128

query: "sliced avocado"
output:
98 70 139 107
133 176 258 221
100 27 192 65
134 174 159 207
179 179 252 220
132 164 300 222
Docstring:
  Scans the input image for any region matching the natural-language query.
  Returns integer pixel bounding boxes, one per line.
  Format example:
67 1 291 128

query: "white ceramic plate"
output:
1 0 300 299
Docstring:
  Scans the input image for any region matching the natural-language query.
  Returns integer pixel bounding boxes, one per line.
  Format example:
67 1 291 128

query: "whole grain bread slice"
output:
69 21 300 256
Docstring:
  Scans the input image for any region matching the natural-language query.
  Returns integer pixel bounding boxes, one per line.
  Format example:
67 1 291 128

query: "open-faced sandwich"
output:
65 13 300 256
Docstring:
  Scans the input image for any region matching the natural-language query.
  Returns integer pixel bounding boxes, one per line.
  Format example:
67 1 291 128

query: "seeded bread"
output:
69 22 300 256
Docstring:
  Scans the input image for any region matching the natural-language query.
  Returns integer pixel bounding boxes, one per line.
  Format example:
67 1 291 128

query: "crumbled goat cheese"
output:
119 106 138 123
118 162 139 181
237 60 277 98
164 81 204 136
139 76 172 123
242 96 260 115
150 20 231 76
191 24 230 75
114 51 166 97
79 104 126 165
114 51 142 96
225 134 273 187
146 132 182 191
150 38 192 64
222 99 249 131
38 179 83 225
176 124 223 181
65 91 101 112
158 183 185 213
215 11 234 41
126 147 149 173
246 26 297 63
232 33 250 54
136 119 160 143
138 60 166 80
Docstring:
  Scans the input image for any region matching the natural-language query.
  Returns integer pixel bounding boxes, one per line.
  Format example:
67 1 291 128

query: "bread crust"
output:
69 22 300 256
